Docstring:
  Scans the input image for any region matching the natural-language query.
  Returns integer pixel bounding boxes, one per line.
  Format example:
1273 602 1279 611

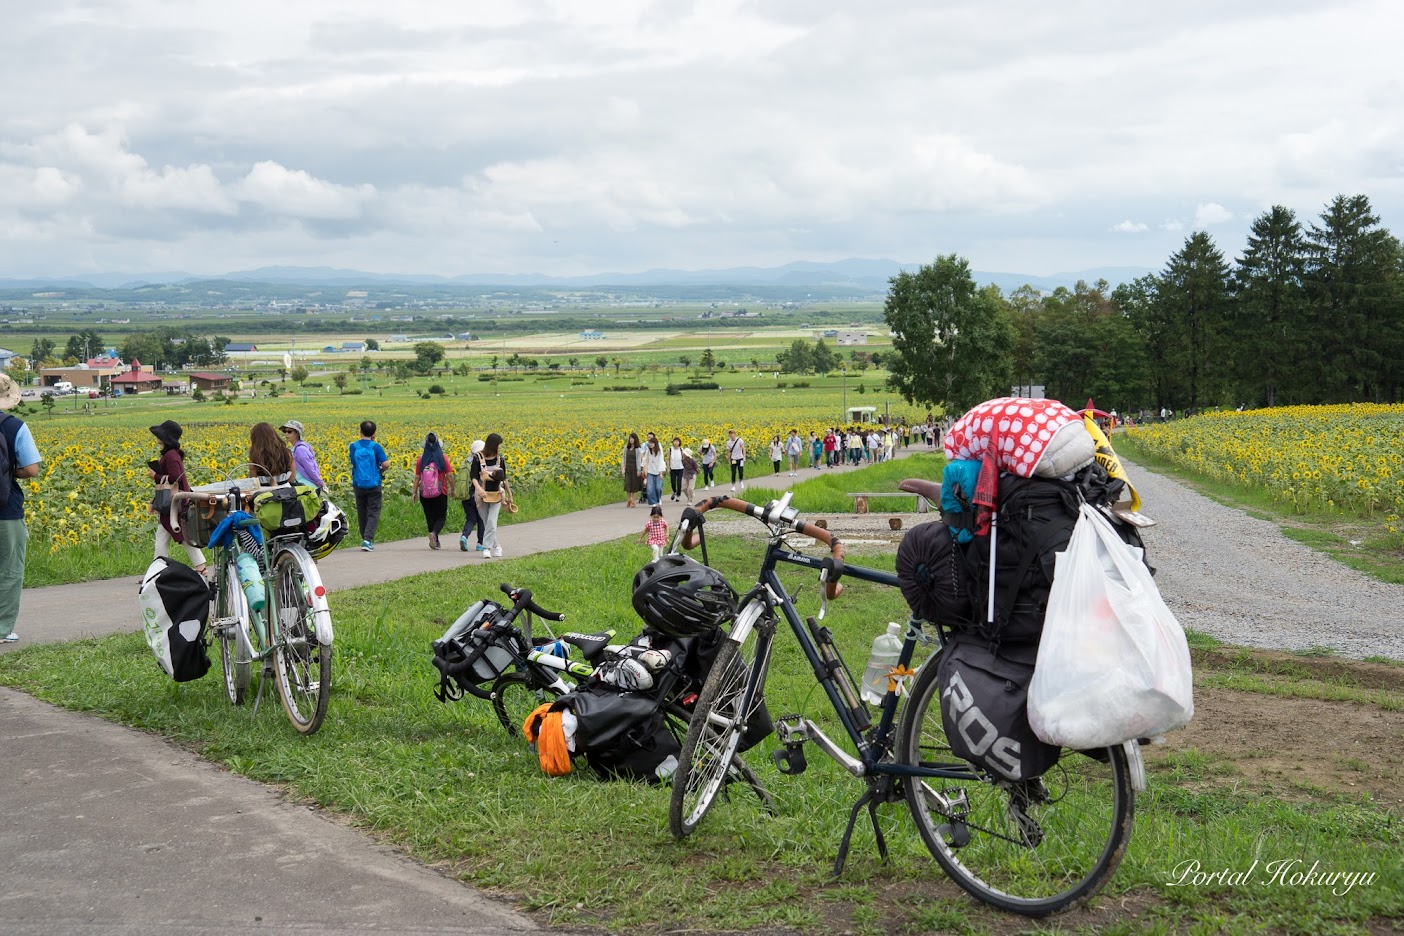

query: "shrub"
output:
428 384 445 395
667 381 720 392
603 385 650 392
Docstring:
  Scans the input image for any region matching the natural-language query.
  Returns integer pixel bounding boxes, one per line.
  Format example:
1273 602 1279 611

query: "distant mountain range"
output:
0 260 1153 294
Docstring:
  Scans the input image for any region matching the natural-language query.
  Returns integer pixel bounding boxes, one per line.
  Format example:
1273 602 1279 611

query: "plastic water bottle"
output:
859 622 904 705
235 553 266 612
537 639 567 660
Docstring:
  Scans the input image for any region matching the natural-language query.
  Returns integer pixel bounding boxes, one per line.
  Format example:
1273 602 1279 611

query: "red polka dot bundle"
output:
943 397 1085 477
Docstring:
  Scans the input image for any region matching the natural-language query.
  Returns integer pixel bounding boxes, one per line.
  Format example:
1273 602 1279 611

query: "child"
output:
638 505 669 561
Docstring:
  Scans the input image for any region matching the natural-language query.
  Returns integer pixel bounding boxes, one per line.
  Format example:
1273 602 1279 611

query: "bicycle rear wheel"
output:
492 670 557 736
271 546 331 735
898 655 1134 916
214 557 252 706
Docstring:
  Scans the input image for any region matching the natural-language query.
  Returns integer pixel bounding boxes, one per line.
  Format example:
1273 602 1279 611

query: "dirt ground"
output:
1146 649 1404 813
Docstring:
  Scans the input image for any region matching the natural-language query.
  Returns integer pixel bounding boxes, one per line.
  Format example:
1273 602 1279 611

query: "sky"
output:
2 0 1402 281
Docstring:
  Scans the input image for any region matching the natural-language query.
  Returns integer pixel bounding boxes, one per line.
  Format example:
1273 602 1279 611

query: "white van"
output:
51 381 74 395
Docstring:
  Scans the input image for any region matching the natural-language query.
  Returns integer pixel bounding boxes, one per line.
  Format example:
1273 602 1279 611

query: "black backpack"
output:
0 414 16 506
964 465 1148 648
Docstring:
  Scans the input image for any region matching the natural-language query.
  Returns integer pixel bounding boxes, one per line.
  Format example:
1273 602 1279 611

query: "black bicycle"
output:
666 491 1144 917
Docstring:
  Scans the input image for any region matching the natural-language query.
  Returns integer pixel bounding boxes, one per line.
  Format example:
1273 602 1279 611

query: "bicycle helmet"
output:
631 554 738 639
303 501 348 560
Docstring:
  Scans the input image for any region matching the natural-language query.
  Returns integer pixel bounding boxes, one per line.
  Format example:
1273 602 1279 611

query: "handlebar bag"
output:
252 483 322 535
138 557 211 683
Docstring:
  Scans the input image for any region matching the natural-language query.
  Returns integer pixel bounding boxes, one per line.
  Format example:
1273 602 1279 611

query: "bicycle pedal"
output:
773 744 807 775
774 713 808 745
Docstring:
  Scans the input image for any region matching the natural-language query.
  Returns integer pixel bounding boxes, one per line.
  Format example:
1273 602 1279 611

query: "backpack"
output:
420 460 444 498
350 440 381 489
895 522 975 632
138 557 212 682
0 414 14 506
938 638 1060 781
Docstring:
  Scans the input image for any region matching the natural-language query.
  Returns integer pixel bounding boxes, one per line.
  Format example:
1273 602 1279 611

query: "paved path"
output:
7 450 930 648
0 447 929 936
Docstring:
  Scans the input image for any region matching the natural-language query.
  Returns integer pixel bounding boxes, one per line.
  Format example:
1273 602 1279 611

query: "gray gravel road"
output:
1128 459 1404 660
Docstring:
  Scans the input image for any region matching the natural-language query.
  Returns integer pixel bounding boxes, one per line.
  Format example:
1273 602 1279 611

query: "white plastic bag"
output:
1028 504 1193 748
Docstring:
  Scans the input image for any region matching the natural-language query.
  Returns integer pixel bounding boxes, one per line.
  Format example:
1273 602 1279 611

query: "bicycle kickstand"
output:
832 779 891 877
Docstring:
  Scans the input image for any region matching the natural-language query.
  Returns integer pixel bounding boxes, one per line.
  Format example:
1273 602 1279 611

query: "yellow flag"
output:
1083 413 1141 512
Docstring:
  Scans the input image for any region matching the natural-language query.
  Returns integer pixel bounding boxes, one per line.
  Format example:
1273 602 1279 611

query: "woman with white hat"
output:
459 439 487 552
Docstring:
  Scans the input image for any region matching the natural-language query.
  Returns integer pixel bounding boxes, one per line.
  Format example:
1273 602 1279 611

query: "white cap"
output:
470 439 485 454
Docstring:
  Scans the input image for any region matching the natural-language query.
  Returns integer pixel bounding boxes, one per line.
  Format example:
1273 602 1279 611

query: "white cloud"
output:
236 161 376 220
1194 202 1233 226
2 1 1404 276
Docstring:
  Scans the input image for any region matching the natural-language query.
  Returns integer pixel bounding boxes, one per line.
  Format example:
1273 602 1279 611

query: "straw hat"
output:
0 373 19 411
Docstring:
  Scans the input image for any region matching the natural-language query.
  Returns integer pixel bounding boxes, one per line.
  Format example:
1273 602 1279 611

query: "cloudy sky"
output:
2 0 1401 280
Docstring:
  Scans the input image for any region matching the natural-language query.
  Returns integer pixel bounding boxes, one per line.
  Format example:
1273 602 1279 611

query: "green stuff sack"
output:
253 483 322 535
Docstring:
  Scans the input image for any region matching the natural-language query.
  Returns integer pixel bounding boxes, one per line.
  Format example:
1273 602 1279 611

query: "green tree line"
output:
884 194 1403 415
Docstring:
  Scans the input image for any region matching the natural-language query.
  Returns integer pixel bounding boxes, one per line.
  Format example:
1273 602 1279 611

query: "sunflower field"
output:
20 384 923 585
1124 404 1404 532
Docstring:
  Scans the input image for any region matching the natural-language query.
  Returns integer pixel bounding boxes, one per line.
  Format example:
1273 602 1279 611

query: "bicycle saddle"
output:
560 630 615 665
898 478 942 504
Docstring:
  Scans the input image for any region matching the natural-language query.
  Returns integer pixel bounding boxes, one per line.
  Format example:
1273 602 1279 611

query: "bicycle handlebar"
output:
498 582 567 623
677 496 845 599
167 484 282 534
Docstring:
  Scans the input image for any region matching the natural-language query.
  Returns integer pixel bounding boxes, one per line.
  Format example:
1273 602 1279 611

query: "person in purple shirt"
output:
280 420 325 491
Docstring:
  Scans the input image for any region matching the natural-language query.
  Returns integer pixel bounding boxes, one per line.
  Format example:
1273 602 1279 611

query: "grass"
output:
735 452 945 513
2 533 1401 933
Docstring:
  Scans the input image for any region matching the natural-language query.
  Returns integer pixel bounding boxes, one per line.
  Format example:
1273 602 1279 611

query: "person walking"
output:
0 373 41 643
680 446 698 503
668 436 685 501
348 420 389 552
809 431 822 470
726 429 746 491
699 438 717 490
280 420 325 492
472 432 511 558
638 505 668 561
621 432 644 508
768 435 783 475
641 437 664 506
786 429 802 476
148 419 207 579
459 439 487 552
413 432 453 550
823 428 837 467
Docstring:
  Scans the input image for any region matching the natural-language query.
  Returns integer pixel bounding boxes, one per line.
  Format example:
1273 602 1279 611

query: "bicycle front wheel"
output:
271 546 331 735
214 558 252 706
492 670 558 737
898 655 1134 916
669 637 755 838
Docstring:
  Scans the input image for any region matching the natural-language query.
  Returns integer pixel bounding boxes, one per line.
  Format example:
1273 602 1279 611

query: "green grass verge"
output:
735 452 945 513
2 535 1401 933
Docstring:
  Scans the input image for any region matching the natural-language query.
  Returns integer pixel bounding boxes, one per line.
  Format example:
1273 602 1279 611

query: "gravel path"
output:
710 460 1404 660
1127 458 1404 660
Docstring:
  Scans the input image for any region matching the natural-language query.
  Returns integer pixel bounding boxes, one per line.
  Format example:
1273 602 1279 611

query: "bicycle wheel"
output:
492 670 557 736
898 655 1134 916
669 635 762 838
213 557 252 706
271 546 331 735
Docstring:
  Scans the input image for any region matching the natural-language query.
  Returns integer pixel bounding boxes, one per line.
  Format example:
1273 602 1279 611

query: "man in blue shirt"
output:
348 419 389 551
1 373 42 642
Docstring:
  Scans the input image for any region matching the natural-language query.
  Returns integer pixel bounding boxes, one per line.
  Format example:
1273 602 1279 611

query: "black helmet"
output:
631 555 738 639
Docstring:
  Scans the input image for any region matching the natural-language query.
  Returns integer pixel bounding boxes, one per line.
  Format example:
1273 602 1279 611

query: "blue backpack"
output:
350 440 381 489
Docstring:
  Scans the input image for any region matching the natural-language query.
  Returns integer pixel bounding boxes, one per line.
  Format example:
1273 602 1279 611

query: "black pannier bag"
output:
138 557 212 682
938 638 1060 782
